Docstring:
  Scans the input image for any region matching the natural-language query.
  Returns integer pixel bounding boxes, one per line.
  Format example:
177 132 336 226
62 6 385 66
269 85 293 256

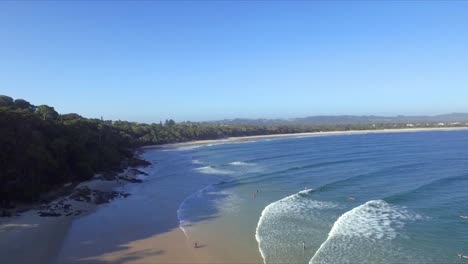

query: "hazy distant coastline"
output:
160 126 468 149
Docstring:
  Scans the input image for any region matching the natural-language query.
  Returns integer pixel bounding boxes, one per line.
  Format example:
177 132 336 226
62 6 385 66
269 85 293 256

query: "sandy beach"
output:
2 126 468 264
159 126 468 149
73 227 221 264
0 168 145 264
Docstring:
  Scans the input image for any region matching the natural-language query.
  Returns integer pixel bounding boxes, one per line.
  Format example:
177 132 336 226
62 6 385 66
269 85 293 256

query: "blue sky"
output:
1 1 467 122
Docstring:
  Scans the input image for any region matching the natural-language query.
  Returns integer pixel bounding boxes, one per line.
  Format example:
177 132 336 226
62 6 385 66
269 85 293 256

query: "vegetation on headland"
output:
1 95 467 206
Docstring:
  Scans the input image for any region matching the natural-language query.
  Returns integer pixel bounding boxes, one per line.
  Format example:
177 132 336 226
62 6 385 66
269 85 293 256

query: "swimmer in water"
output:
460 215 468 220
302 241 305 250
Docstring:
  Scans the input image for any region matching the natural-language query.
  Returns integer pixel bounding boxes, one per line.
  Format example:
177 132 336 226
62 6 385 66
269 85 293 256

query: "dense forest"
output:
0 95 318 205
0 95 466 206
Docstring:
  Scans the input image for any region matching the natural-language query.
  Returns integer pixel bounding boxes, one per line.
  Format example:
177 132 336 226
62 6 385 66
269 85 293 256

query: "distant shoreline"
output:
151 126 468 149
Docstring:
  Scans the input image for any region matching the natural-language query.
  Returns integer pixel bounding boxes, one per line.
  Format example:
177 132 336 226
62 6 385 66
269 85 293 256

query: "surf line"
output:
308 200 422 264
255 189 319 264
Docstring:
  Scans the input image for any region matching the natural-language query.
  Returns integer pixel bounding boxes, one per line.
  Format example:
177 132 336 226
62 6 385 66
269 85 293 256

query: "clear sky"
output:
1 1 467 122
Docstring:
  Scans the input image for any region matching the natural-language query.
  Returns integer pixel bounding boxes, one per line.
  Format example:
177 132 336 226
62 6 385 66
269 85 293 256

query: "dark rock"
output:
101 171 118 181
1 210 12 217
120 177 143 183
38 211 61 217
128 158 151 168
129 168 148 176
70 187 92 202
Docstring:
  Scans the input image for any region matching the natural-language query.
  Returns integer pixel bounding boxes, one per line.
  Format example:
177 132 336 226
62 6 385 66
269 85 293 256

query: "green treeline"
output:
0 95 317 205
0 96 134 204
0 95 461 205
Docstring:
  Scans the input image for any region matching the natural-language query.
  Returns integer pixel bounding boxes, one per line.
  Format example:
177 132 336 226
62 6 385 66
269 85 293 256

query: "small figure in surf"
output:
458 253 468 259
460 215 468 220
348 196 356 201
302 241 306 250
194 242 198 248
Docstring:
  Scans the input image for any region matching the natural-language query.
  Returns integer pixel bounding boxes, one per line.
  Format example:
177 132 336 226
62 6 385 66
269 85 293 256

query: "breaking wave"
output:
255 189 339 264
229 161 255 166
309 200 424 264
195 166 233 175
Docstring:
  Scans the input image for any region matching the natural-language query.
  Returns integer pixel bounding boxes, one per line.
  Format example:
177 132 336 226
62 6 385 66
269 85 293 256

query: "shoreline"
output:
54 147 228 264
149 126 468 149
0 163 150 264
3 126 468 264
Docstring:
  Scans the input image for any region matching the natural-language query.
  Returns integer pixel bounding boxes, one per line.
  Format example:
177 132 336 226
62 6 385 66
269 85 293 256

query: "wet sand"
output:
0 170 137 264
53 147 242 264
3 126 467 264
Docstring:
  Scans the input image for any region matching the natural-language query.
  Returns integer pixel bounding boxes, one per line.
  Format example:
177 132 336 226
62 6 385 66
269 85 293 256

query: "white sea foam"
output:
195 166 233 175
177 184 241 241
309 200 423 264
177 185 213 239
255 189 338 264
212 189 242 214
191 159 203 165
229 161 255 166
326 200 421 240
173 145 204 151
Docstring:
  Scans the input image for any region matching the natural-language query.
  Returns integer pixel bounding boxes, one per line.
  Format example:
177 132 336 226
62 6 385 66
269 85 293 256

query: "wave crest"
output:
309 200 424 264
195 166 233 175
255 189 338 264
229 161 255 166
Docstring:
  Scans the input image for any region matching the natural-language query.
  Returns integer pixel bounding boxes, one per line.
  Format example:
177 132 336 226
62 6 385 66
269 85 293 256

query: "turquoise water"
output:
175 131 468 263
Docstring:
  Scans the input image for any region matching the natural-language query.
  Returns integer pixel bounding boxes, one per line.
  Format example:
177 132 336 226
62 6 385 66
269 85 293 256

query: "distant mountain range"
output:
208 113 468 126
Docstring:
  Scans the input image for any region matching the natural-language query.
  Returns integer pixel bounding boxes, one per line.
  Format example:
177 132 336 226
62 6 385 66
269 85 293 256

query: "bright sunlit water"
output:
175 131 468 263
58 130 468 263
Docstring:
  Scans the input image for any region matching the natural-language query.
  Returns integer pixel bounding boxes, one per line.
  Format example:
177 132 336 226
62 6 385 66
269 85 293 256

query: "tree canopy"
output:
1 95 464 205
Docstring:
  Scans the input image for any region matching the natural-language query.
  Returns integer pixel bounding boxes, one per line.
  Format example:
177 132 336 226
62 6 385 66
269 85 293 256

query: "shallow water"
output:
57 130 468 264
177 130 468 263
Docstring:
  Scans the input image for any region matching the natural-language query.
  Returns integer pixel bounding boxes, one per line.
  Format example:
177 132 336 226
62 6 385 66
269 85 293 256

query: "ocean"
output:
175 130 468 263
57 130 468 263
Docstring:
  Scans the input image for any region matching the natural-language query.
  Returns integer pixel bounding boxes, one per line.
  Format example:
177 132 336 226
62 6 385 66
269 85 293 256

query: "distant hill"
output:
209 113 468 126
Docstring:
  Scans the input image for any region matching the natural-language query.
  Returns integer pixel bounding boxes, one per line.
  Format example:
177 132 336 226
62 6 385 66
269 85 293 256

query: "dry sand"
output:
3 126 468 264
160 126 468 149
77 227 222 264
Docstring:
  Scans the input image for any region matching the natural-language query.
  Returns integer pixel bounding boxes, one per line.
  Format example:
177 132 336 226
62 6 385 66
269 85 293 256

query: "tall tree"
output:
36 105 59 121
0 95 14 107
14 99 35 111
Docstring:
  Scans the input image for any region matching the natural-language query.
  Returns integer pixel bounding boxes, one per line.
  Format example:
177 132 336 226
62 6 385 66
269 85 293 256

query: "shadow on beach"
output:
55 149 229 264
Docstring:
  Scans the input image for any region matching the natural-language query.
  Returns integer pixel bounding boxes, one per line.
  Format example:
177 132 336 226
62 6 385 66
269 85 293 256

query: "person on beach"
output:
194 242 198 248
